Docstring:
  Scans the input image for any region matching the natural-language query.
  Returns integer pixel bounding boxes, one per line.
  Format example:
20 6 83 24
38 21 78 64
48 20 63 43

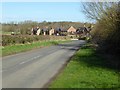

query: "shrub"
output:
2 35 70 46
83 2 120 55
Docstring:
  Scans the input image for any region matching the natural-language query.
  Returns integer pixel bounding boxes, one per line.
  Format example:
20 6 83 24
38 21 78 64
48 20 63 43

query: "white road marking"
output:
19 62 25 64
33 57 37 59
19 55 42 65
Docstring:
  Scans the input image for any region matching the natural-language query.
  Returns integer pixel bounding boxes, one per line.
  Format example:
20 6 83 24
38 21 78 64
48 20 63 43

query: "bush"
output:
2 35 70 46
90 3 120 55
78 36 86 40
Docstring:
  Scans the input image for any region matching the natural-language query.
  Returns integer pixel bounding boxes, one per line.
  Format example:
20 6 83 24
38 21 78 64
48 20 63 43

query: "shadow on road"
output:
58 40 86 51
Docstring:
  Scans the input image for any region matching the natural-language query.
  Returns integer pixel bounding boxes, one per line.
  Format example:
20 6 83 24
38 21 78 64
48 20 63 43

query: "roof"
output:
76 27 90 33
33 27 39 31
55 27 61 31
67 26 76 32
42 28 48 31
49 28 54 31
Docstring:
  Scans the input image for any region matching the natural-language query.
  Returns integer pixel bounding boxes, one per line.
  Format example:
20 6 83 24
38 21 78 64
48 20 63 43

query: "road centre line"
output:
19 55 42 65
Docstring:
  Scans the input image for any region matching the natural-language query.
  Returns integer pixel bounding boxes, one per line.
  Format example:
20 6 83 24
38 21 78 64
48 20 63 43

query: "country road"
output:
2 40 86 88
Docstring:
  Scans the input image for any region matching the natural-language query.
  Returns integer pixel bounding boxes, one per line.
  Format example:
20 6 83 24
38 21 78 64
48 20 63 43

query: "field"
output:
49 44 120 88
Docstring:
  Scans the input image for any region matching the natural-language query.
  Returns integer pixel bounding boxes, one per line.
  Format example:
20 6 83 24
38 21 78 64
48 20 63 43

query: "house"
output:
42 27 49 35
54 27 61 36
36 28 41 35
49 28 54 35
76 27 87 37
60 28 67 36
30 25 93 37
67 26 76 35
76 26 92 38
31 27 41 35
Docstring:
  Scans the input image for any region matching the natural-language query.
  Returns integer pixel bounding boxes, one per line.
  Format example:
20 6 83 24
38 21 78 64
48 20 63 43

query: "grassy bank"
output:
49 45 119 88
2 40 70 56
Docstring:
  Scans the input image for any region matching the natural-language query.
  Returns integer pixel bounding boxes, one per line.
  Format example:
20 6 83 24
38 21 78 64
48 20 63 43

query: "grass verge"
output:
49 44 120 88
2 40 70 56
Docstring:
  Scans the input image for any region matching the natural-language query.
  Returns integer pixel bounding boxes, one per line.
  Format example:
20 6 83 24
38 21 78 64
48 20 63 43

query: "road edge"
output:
42 48 80 88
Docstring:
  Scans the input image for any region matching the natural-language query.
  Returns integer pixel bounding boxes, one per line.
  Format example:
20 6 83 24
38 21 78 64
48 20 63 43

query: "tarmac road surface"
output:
2 40 86 88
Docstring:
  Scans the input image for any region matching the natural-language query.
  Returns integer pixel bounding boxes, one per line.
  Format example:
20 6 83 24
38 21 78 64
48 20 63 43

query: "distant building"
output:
30 25 93 37
31 27 41 35
60 27 67 36
49 28 55 35
54 27 61 36
76 26 92 38
36 28 41 35
42 27 49 35
67 26 76 35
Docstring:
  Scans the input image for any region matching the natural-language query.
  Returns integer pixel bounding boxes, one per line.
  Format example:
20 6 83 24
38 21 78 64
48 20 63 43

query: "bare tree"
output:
82 2 120 55
82 2 117 21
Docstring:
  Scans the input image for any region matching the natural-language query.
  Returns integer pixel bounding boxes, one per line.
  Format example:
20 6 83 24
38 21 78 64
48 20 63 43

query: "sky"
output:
2 2 91 23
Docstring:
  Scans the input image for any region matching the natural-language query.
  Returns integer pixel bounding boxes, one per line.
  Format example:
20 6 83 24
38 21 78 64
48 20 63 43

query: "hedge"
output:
2 35 70 46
